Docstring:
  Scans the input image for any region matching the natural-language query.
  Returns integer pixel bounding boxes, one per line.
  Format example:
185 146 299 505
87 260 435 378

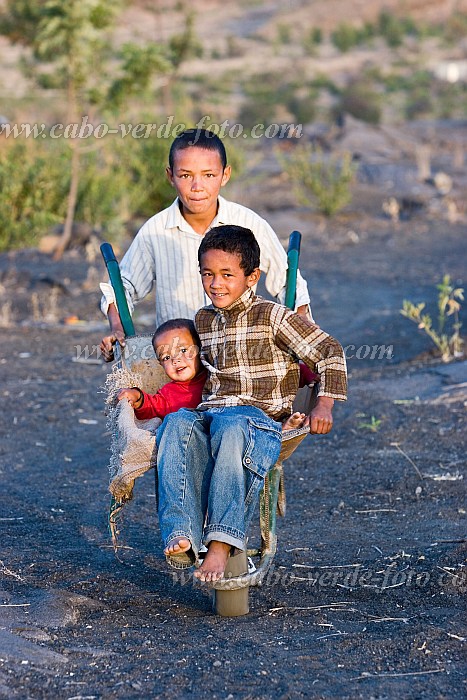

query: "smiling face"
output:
199 249 260 310
166 147 231 222
153 327 201 382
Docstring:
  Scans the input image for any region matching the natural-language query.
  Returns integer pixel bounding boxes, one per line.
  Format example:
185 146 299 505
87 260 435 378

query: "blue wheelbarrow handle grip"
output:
285 230 302 310
100 242 135 338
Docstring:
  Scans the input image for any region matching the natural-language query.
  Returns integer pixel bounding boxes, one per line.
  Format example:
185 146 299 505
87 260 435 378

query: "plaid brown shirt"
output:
195 290 347 421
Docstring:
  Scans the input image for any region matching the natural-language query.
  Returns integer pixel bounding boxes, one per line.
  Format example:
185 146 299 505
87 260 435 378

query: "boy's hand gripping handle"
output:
100 242 135 338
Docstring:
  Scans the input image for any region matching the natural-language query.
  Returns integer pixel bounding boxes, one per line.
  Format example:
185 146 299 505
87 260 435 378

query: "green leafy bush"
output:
309 74 340 95
378 11 403 46
302 26 322 54
239 72 289 129
331 23 361 52
437 82 467 119
339 82 382 124
115 135 175 219
75 148 133 240
108 42 169 109
276 23 293 44
277 143 356 217
0 141 67 250
286 94 317 125
0 133 178 251
444 12 467 43
405 88 433 120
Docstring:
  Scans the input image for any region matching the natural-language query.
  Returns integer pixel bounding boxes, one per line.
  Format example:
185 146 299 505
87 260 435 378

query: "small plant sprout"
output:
401 275 464 362
358 415 382 432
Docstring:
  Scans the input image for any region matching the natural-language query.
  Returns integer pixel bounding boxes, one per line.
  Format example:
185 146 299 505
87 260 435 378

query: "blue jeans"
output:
156 406 283 560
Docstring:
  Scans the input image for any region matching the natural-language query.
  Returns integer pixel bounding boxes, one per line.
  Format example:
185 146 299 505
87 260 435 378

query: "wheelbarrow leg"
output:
213 550 249 616
214 464 283 616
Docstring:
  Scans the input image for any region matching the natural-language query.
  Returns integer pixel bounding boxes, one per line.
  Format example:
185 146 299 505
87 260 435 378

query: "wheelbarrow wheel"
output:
213 550 250 616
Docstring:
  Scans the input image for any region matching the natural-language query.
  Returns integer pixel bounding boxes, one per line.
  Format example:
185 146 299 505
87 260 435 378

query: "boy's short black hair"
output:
152 318 201 349
198 225 260 276
168 129 227 170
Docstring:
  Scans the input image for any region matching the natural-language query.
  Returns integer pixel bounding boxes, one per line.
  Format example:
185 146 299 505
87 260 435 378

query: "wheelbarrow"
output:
101 231 318 616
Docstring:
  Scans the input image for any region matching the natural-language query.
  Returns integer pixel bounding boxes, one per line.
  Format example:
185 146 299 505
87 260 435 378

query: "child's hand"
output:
100 330 125 362
117 387 143 409
305 396 334 434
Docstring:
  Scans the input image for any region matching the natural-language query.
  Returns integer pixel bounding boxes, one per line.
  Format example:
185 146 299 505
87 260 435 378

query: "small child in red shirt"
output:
109 319 206 507
117 318 207 418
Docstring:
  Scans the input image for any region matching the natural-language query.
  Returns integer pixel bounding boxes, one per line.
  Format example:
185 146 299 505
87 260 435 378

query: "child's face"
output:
154 327 201 382
166 147 231 219
200 249 260 309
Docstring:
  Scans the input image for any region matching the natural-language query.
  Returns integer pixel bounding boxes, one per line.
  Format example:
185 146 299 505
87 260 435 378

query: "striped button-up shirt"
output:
196 290 347 421
100 196 312 327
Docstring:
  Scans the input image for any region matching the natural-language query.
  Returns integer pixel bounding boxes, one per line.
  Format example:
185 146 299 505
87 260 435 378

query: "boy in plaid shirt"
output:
156 225 347 581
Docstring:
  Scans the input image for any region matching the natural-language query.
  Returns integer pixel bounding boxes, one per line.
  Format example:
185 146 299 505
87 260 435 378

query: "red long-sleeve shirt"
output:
134 370 208 421
299 362 320 387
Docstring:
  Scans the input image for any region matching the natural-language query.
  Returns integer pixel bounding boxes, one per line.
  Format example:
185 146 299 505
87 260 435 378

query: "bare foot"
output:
164 537 191 557
193 541 231 583
283 411 305 431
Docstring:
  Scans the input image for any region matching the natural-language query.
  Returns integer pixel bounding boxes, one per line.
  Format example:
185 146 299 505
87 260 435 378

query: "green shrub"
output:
378 11 403 47
0 132 179 251
311 26 322 44
380 68 466 121
286 93 317 125
238 99 277 131
108 42 170 109
436 82 467 119
239 72 320 129
309 74 340 95
340 82 382 124
277 143 356 217
331 23 361 52
444 12 467 43
239 72 289 129
360 21 376 41
312 27 323 44
400 16 418 36
0 141 67 250
405 88 433 120
276 23 293 44
383 72 410 93
330 20 379 52
114 135 174 219
408 70 432 89
376 12 419 45
75 148 134 240
302 27 322 55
